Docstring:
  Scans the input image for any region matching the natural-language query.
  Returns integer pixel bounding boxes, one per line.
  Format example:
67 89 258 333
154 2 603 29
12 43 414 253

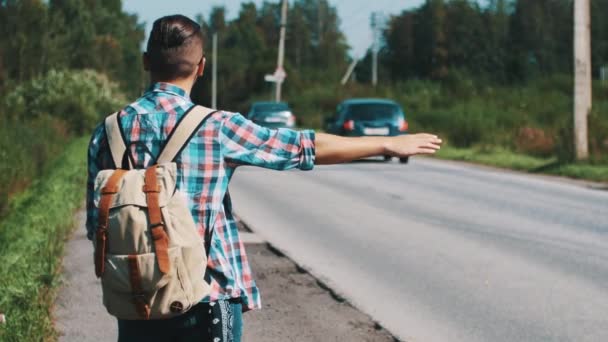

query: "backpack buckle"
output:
150 222 165 229
142 184 161 193
101 186 119 195
96 225 108 235
132 293 151 320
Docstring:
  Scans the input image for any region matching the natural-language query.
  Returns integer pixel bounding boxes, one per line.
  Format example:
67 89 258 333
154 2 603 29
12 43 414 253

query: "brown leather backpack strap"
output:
143 165 171 274
127 255 151 320
95 169 128 277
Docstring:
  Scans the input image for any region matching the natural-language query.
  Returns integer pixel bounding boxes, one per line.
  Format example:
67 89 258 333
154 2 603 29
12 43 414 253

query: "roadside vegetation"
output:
1 0 140 217
0 70 125 217
0 69 124 340
0 2 140 340
436 146 608 183
0 137 88 341
283 76 608 182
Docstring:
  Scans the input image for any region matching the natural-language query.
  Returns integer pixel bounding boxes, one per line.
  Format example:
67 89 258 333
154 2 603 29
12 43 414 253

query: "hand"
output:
384 134 442 157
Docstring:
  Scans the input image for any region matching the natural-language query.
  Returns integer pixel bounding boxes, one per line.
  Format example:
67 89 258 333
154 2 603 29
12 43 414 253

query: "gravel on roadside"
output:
243 243 397 342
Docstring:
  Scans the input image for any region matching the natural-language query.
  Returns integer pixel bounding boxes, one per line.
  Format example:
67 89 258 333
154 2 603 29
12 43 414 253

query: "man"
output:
86 14 441 342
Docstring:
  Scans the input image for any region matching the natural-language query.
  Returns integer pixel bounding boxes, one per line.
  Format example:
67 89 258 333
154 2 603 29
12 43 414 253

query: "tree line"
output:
2 0 607 106
192 0 350 111
359 0 608 84
0 0 144 98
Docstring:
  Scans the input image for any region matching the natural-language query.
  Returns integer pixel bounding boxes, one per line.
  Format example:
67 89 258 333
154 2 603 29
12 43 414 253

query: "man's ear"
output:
143 52 150 71
197 57 205 77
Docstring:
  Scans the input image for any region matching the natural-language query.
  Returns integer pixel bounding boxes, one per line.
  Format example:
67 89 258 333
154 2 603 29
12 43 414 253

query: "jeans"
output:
117 300 243 342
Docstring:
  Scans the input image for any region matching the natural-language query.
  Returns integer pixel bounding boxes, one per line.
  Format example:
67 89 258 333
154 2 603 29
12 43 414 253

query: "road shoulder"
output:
243 242 395 342
54 212 396 341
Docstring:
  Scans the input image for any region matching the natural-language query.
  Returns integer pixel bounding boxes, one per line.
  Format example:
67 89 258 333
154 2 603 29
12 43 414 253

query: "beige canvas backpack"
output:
93 106 217 320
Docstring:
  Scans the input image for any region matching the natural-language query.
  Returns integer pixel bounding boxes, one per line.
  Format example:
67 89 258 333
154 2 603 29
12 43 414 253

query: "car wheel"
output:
383 155 392 162
399 157 409 164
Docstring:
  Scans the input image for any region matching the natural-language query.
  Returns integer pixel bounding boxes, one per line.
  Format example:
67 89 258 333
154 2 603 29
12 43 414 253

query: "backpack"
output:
92 106 217 320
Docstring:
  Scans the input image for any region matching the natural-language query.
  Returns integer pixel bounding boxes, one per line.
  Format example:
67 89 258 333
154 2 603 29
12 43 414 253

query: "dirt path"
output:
54 211 396 341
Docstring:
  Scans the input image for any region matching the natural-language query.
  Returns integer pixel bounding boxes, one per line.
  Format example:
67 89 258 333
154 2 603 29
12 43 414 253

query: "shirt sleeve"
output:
85 123 106 240
219 112 315 170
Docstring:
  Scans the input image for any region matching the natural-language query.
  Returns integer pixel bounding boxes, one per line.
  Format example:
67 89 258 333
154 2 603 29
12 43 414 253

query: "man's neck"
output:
150 77 194 95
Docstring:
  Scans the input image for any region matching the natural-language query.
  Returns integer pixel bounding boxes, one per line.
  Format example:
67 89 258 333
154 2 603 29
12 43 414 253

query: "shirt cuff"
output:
298 130 316 171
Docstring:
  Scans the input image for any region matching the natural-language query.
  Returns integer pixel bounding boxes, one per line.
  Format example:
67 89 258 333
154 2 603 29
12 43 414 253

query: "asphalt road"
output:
230 157 608 342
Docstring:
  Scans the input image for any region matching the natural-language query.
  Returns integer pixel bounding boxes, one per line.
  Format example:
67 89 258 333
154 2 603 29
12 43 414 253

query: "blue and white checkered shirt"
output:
86 82 316 311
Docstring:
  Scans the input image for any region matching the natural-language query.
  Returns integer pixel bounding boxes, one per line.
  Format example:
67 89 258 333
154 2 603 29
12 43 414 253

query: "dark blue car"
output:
247 102 296 129
325 98 409 163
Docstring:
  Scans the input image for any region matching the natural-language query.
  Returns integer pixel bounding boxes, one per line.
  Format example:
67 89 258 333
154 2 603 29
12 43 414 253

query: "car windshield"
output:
253 112 291 121
347 103 401 121
253 103 289 113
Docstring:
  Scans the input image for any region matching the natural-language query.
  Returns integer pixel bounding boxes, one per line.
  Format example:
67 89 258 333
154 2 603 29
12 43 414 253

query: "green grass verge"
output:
435 145 608 183
0 137 88 342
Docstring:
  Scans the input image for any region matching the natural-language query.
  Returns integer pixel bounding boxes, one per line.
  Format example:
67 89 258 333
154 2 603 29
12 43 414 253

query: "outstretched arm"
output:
315 133 442 165
219 112 441 169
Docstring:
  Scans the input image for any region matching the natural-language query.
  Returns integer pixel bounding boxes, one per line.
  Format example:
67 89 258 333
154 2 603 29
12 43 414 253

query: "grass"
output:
0 137 88 342
0 116 70 218
435 144 608 183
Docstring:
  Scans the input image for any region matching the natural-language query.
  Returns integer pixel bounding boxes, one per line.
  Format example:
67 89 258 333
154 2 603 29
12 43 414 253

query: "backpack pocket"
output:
100 246 196 320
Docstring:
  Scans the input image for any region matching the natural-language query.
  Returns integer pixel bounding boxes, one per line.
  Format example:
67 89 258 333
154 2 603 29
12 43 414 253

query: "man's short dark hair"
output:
146 15 204 80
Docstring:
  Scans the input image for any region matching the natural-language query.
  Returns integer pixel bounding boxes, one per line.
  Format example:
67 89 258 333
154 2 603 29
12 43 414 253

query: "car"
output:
247 101 296 129
324 98 409 163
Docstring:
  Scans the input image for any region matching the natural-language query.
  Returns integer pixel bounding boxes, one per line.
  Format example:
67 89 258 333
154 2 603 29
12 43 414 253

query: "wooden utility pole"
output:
341 58 359 85
573 0 591 160
371 12 380 87
275 0 288 102
212 33 218 109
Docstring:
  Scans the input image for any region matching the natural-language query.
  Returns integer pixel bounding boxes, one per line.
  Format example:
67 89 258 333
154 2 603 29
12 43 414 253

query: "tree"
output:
414 0 449 80
509 0 573 79
0 0 145 98
591 0 608 77
385 10 417 80
444 0 485 73
483 0 510 81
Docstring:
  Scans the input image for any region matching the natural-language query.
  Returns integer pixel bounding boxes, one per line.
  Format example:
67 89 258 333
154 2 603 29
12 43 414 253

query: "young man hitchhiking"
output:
86 15 441 342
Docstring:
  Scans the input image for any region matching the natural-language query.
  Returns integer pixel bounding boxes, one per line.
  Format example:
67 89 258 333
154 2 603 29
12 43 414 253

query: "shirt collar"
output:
145 82 190 100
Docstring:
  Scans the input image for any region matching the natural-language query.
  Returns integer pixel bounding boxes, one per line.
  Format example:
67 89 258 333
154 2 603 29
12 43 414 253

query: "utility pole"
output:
371 12 385 87
275 0 288 102
341 58 358 85
573 0 591 160
211 32 218 109
371 12 379 87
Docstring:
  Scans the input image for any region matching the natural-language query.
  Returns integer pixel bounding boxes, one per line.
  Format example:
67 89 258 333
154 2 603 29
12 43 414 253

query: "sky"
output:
122 0 425 57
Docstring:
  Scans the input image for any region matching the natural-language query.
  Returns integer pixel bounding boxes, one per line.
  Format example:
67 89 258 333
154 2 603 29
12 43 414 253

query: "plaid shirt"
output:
86 82 316 311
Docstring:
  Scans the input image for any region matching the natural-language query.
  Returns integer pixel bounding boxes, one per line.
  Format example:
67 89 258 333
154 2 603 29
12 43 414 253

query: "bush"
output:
0 69 124 216
445 106 492 148
515 126 556 157
3 69 125 134
0 116 69 216
589 104 608 162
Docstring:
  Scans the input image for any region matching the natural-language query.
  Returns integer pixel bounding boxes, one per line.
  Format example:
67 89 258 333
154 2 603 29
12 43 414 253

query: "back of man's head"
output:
146 15 204 81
